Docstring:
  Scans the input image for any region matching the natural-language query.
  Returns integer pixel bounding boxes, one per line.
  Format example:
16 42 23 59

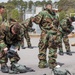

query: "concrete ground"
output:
0 37 75 75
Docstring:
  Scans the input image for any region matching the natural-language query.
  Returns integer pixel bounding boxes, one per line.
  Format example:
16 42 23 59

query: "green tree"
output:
58 0 75 11
67 8 75 17
35 1 42 6
47 0 52 3
28 0 33 9
11 9 20 21
59 10 66 21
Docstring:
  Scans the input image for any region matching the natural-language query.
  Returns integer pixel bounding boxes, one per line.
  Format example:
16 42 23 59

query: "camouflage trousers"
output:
0 45 20 64
38 31 58 68
58 34 70 52
21 31 31 47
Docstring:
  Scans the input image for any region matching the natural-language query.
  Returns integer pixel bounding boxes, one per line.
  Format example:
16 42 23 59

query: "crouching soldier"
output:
0 22 24 73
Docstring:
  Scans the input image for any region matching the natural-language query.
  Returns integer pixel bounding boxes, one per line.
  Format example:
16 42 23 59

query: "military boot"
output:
1 63 9 73
58 49 64 56
28 45 33 49
38 60 47 68
21 46 26 49
58 51 64 56
66 50 72 55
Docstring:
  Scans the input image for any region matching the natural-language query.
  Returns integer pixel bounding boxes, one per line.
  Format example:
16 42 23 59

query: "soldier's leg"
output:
48 47 57 69
24 32 33 48
63 35 72 55
0 48 9 73
48 34 58 69
8 46 20 64
58 39 64 55
21 37 26 49
38 31 48 68
9 52 20 72
8 46 27 73
58 34 64 55
8 51 20 64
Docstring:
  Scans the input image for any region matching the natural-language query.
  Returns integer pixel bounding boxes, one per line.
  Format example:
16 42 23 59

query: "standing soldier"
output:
0 22 24 73
21 18 34 49
58 16 75 55
0 5 5 24
32 3 60 69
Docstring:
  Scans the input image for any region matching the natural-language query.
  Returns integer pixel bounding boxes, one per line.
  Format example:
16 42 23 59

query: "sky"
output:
0 0 59 3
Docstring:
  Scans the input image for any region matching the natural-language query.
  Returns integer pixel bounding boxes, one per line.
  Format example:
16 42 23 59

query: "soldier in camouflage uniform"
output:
32 3 60 69
0 5 5 25
21 18 34 49
0 22 24 73
58 17 75 55
9 18 33 49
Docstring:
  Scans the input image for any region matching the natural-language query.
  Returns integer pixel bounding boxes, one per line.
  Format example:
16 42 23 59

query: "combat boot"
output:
66 50 72 55
1 63 9 73
58 51 64 56
28 45 33 49
38 60 47 68
58 49 64 56
21 46 26 49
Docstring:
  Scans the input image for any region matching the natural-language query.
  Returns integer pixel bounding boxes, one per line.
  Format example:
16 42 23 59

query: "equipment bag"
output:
9 63 35 74
52 68 71 75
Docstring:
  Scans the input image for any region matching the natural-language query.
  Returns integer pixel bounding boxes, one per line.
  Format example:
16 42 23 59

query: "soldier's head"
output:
0 5 5 14
45 3 52 10
11 23 22 35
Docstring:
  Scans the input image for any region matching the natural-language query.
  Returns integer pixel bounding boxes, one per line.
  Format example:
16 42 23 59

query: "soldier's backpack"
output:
52 67 71 75
9 63 35 74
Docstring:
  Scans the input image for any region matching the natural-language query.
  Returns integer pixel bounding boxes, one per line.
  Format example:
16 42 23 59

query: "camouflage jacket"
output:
0 24 24 50
21 18 33 31
0 14 3 25
33 9 59 33
60 18 74 35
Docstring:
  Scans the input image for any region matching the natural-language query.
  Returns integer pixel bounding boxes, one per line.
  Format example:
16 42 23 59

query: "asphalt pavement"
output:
0 37 75 75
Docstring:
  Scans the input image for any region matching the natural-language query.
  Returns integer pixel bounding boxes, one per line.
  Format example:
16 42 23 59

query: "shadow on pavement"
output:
57 62 64 66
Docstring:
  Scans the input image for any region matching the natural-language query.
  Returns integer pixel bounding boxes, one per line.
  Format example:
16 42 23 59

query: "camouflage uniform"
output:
21 18 33 48
0 23 24 64
58 18 74 55
33 9 59 69
0 14 2 24
0 5 5 25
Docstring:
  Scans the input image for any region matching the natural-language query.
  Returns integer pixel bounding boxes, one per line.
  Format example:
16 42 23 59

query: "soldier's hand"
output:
3 47 8 54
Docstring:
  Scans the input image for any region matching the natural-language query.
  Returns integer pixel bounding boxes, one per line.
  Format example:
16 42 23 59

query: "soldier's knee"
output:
38 53 46 60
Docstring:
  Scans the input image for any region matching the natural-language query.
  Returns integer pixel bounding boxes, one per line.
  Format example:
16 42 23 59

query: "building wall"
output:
24 7 43 34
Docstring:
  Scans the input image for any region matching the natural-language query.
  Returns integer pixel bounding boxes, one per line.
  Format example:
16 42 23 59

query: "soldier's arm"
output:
60 20 67 28
32 12 43 24
60 20 73 33
0 25 7 50
21 18 32 28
